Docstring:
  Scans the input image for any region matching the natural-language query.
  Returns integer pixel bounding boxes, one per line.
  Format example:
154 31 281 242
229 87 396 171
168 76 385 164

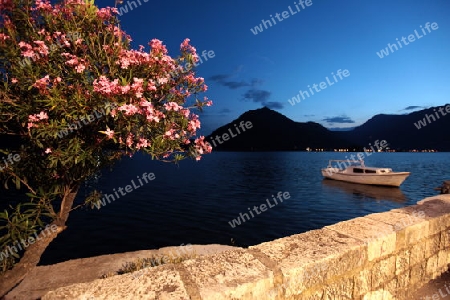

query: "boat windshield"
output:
327 159 365 169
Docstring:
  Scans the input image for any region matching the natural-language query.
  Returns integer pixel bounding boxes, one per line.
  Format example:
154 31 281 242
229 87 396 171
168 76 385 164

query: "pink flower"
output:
136 138 149 149
93 76 120 95
97 7 114 20
33 40 49 56
180 109 190 118
145 110 165 123
104 128 114 139
37 111 48 120
203 97 212 106
131 77 144 97
164 102 182 112
0 33 10 42
75 64 85 73
35 0 52 11
11 78 18 83
180 38 191 50
147 80 156 91
45 148 52 154
164 129 180 140
118 104 139 116
18 41 34 58
32 75 50 92
126 133 134 147
187 114 201 132
180 38 198 61
139 99 153 108
28 115 39 122
120 85 131 94
194 136 212 160
157 77 168 85
149 39 168 54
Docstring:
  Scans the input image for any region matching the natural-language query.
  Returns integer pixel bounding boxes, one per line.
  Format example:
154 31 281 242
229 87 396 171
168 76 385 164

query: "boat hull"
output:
321 168 410 187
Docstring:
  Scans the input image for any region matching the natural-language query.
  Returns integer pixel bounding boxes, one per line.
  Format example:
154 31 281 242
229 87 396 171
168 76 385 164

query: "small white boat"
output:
321 160 410 187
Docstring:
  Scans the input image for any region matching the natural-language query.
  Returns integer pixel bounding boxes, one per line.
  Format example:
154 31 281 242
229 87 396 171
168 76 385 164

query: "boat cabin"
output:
351 167 392 174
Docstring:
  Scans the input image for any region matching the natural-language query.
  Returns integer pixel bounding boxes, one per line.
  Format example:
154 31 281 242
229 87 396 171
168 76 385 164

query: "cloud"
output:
322 115 355 124
241 89 284 109
209 74 230 82
242 89 271 103
222 81 251 89
209 74 262 90
402 105 424 111
304 114 315 117
264 101 284 109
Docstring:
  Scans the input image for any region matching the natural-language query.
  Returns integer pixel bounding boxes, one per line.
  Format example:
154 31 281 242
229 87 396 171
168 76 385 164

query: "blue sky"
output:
101 0 450 134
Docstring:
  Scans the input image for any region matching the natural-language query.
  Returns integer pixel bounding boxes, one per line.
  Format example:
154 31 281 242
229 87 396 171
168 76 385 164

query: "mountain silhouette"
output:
206 105 450 151
339 104 450 151
205 107 353 151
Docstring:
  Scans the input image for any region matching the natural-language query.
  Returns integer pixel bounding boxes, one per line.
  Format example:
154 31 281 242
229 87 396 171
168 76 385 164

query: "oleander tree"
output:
0 0 212 295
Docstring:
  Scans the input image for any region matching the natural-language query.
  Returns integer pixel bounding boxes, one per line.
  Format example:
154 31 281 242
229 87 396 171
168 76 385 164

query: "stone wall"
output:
43 194 450 300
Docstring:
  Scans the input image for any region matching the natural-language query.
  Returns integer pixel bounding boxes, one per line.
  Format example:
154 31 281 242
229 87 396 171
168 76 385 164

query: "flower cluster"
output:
61 52 87 73
1 0 212 163
27 111 49 129
193 136 213 161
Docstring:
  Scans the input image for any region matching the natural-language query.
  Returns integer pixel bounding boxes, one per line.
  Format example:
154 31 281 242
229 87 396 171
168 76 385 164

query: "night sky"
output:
101 0 450 134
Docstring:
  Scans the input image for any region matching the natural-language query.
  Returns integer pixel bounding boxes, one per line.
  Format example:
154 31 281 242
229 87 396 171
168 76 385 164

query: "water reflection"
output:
321 179 408 203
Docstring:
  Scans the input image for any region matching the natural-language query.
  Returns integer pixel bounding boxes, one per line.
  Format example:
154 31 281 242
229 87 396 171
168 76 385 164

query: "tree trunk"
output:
0 184 79 298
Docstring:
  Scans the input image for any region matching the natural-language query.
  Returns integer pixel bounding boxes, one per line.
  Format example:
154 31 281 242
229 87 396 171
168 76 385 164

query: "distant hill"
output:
206 105 450 151
205 107 353 151
339 104 450 151
328 127 356 132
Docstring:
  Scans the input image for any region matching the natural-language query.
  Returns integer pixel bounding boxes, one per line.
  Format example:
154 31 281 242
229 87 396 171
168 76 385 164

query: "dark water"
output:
31 152 449 265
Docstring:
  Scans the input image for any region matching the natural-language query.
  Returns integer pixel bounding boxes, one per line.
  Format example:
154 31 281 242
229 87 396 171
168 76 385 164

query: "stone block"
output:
395 249 410 276
250 228 365 295
396 270 410 292
43 265 191 300
325 217 396 262
437 249 450 272
425 234 441 258
353 269 371 297
426 254 438 278
409 261 427 287
409 242 426 266
370 256 396 289
322 276 354 299
440 227 450 250
182 249 274 300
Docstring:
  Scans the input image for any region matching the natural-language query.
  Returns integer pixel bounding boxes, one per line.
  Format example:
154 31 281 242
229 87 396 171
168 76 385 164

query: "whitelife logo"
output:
228 191 291 228
413 104 450 130
287 69 350 106
0 152 21 171
376 22 439 59
250 0 313 35
94 172 155 209
0 224 59 262
207 121 253 148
